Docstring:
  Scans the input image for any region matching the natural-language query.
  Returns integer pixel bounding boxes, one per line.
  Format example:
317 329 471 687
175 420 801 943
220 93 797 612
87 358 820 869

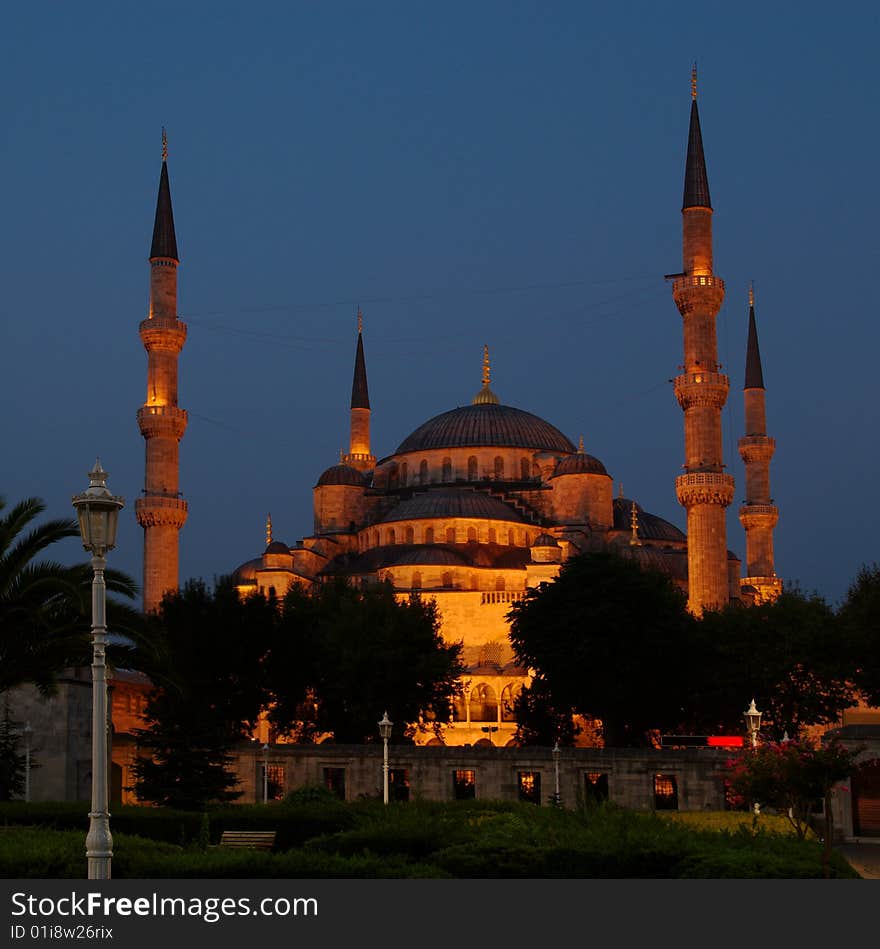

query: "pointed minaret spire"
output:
744 283 765 390
473 344 500 405
738 286 781 602
344 310 376 472
683 67 712 212
137 136 188 612
266 513 273 548
150 130 178 261
578 435 585 454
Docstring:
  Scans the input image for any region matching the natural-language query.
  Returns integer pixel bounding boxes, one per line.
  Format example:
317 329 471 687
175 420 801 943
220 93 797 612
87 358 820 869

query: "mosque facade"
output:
138 77 782 748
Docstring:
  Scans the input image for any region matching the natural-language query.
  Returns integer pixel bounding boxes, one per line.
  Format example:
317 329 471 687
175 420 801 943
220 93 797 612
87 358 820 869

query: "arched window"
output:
389 467 399 489
494 456 504 479
442 457 452 481
387 528 396 545
520 457 530 480
470 684 498 722
488 528 497 545
508 529 515 546
501 684 521 722
495 576 506 592
467 456 478 480
425 526 435 544
442 571 454 589
405 526 414 544
412 571 422 590
400 462 408 485
419 459 429 484
453 693 468 722
446 527 456 544
373 532 379 548
467 526 477 543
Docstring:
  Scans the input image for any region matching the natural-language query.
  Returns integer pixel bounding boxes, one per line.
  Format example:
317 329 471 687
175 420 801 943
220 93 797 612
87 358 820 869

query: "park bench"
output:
218 830 276 851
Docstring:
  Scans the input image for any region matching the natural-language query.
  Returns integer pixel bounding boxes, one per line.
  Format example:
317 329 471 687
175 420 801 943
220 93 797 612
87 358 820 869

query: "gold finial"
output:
691 63 698 100
748 282 755 308
357 306 363 334
578 435 585 454
339 448 345 463
162 127 168 162
265 513 273 547
630 501 640 545
472 344 500 404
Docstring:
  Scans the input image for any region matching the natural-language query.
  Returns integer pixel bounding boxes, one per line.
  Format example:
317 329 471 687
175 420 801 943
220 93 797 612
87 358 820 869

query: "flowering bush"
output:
724 737 861 876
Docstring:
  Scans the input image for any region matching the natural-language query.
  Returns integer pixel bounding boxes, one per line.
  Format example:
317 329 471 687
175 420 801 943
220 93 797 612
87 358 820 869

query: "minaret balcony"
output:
672 274 725 316
674 371 729 410
738 503 779 528
135 495 188 529
675 471 735 507
139 317 187 353
137 404 188 440
738 435 775 464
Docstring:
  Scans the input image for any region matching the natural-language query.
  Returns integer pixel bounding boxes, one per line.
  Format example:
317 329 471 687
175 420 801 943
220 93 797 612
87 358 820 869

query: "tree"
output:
131 579 277 809
838 563 880 707
507 550 696 747
0 697 27 800
0 495 139 696
698 590 856 739
724 737 862 877
266 579 464 744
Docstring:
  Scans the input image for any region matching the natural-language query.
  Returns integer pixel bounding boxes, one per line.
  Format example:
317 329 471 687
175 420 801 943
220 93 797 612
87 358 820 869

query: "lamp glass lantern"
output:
378 712 393 741
743 698 762 747
72 460 124 556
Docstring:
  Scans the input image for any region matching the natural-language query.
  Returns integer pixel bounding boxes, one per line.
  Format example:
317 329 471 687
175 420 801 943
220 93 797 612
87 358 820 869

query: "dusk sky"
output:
3 2 878 610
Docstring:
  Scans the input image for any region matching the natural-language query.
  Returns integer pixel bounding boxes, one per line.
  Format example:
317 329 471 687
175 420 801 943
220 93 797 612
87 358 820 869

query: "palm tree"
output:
0 495 140 696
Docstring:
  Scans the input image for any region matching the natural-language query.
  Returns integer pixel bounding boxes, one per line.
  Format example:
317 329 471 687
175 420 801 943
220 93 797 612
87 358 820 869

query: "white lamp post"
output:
378 711 392 805
552 741 561 806
743 698 762 750
72 460 124 880
23 722 33 803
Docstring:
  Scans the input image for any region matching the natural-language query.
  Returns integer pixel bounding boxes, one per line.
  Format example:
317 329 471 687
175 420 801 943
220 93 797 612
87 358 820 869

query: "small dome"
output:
379 490 525 524
231 557 261 584
264 540 290 555
552 453 609 477
612 497 686 543
315 464 366 488
532 532 559 547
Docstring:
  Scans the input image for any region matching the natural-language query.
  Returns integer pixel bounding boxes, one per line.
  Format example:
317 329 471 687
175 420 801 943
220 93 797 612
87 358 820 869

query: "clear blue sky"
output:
3 1 878 609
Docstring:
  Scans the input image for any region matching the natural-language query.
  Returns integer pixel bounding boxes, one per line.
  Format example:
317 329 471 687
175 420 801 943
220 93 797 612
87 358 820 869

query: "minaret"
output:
135 130 188 613
342 308 376 472
738 285 782 601
671 68 735 614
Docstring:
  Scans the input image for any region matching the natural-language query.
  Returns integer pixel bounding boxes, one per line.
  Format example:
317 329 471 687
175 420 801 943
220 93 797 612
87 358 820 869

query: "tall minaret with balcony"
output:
135 132 188 612
738 285 782 602
342 309 376 472
672 70 735 613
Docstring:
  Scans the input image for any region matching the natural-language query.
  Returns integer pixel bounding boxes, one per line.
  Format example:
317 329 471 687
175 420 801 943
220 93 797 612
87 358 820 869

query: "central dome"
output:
396 403 575 454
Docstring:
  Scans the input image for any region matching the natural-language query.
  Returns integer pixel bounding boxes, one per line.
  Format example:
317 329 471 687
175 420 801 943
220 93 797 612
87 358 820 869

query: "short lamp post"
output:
23 722 33 803
743 698 762 750
378 712 392 805
552 741 561 807
262 743 269 804
72 460 124 881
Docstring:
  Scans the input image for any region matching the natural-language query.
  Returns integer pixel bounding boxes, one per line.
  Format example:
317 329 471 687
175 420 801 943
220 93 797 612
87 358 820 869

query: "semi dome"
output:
379 490 525 523
315 463 367 488
552 453 609 477
532 532 560 547
396 403 575 454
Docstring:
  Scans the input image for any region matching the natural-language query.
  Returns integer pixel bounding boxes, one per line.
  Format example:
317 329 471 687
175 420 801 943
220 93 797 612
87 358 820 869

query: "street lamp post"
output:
552 741 561 806
480 725 499 745
262 743 269 804
72 460 124 881
23 722 32 803
378 712 392 805
743 698 762 750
